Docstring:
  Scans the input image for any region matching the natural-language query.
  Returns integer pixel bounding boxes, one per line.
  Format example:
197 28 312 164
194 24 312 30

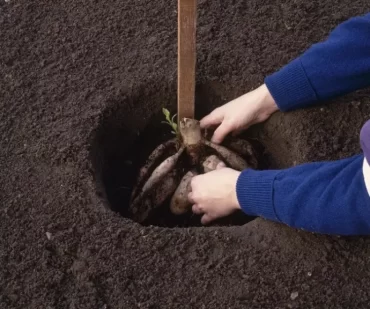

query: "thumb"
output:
200 111 223 128
216 161 226 170
212 121 232 144
201 214 214 225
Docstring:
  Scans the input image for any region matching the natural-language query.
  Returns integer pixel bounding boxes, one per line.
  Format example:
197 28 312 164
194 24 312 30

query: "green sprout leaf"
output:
162 108 170 119
162 108 178 136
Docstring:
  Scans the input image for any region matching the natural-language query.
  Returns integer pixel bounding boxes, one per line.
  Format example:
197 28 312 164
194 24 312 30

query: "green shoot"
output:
162 108 178 136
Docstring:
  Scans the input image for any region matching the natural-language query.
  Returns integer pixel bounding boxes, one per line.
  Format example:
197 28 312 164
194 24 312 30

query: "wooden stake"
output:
178 0 197 122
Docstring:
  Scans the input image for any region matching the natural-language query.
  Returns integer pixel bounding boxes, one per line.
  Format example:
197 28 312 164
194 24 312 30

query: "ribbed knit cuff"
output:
264 58 318 112
236 169 280 222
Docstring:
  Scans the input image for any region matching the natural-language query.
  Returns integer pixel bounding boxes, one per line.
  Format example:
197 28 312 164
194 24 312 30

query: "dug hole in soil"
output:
3 0 370 308
91 81 269 228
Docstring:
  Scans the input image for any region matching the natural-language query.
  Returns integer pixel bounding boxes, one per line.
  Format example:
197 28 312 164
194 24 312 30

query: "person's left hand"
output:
188 164 242 225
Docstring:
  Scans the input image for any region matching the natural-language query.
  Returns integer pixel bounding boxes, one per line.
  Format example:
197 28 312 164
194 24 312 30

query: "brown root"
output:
170 170 198 215
202 155 226 173
131 138 177 201
204 140 248 171
130 145 185 209
224 138 259 169
141 145 184 192
131 170 179 223
128 118 263 222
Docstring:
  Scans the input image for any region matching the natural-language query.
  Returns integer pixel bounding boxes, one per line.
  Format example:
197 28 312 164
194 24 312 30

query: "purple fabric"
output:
360 120 370 163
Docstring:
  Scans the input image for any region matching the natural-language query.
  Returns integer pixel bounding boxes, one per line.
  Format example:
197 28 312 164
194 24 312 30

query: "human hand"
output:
188 163 241 225
200 84 278 143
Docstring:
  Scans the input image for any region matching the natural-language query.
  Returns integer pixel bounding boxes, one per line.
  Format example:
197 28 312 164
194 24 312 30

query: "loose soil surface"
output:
1 0 370 308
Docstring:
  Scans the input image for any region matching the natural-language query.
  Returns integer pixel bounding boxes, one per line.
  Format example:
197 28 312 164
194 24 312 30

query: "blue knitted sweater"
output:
236 12 370 235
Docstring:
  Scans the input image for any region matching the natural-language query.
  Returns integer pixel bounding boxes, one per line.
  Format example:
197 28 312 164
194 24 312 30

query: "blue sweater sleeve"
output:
265 12 370 111
235 13 370 235
236 154 370 235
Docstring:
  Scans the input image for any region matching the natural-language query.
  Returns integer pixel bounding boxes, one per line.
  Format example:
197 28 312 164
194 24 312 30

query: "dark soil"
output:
1 0 370 308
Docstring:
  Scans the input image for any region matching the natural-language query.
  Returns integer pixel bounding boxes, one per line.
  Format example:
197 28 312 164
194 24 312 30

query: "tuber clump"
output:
129 114 259 223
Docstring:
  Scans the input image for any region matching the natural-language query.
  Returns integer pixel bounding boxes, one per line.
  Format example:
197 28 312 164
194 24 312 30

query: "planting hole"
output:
91 82 268 228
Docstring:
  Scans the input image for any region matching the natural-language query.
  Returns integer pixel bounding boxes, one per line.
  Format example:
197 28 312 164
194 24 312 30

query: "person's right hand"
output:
200 84 278 144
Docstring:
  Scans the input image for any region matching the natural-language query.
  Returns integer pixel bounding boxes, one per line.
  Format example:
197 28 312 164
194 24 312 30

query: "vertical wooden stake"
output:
178 0 197 122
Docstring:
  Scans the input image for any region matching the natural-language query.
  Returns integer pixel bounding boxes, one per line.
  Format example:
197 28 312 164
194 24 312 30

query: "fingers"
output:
192 205 214 225
231 123 251 138
189 190 203 215
211 121 233 144
200 106 236 144
216 162 226 170
201 214 213 225
188 174 216 225
200 110 223 129
192 204 203 215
